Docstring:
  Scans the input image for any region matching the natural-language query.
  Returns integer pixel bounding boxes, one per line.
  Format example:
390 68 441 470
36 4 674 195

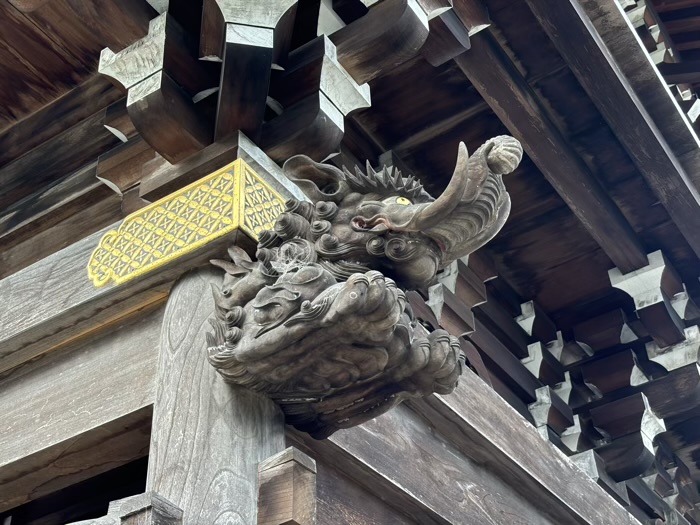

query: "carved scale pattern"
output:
87 160 285 287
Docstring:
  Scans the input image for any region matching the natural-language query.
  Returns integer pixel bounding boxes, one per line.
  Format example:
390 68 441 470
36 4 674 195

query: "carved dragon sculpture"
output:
207 136 522 438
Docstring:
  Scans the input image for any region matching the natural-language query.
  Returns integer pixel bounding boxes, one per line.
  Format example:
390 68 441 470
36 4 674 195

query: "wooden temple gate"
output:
2 1 700 524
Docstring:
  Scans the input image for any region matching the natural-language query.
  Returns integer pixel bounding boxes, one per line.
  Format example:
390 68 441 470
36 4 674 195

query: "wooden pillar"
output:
147 267 286 523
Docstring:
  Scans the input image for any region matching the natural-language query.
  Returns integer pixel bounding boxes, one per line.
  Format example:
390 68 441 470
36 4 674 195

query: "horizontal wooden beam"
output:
0 306 161 512
529 0 700 263
293 368 640 524
455 32 648 274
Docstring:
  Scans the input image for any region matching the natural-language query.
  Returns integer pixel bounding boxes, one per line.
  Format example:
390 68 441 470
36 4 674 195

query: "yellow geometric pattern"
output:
88 159 285 288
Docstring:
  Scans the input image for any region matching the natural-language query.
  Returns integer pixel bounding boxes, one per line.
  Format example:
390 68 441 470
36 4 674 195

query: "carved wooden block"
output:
200 0 298 140
521 341 565 386
330 0 430 84
646 326 700 373
580 349 648 397
258 447 317 525
99 14 215 163
609 250 686 348
527 385 574 436
262 35 370 163
591 394 665 482
67 492 183 525
420 9 470 66
572 308 640 353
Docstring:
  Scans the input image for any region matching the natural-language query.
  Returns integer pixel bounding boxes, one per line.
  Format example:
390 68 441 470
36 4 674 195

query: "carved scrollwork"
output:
207 137 522 438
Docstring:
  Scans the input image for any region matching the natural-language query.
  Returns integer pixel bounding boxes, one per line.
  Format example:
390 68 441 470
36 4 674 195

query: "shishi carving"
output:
207 136 522 438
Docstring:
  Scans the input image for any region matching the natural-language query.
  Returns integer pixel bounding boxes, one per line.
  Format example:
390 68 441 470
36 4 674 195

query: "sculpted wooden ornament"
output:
207 136 522 438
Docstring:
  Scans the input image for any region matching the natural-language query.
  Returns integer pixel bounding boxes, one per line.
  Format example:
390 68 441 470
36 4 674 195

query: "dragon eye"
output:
383 196 412 206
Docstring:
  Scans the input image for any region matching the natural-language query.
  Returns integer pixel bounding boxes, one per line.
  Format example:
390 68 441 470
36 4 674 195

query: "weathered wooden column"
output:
146 267 286 523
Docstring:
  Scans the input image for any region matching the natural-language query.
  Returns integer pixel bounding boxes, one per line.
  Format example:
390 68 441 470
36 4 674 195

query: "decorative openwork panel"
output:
87 159 285 287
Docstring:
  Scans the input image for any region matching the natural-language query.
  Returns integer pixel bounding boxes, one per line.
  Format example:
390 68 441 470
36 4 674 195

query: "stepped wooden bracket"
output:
646 325 700 373
591 393 666 482
521 341 565 387
262 36 370 163
68 492 183 525
257 447 317 525
99 14 215 163
528 385 574 437
200 0 299 140
609 250 686 348
87 159 285 288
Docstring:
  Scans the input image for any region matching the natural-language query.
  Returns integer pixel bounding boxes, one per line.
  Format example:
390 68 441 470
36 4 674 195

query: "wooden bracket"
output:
262 35 370 162
569 449 630 505
521 341 565 387
200 0 298 140
528 385 574 437
591 393 665 482
610 250 687 348
646 325 700 373
99 14 215 163
258 447 317 525
330 0 429 84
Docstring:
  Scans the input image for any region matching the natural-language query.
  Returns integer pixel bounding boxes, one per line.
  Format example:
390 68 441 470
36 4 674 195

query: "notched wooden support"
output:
99 14 215 163
521 341 565 387
258 447 317 525
645 326 700 381
330 0 429 84
528 385 574 437
610 250 687 348
200 0 298 140
573 308 641 353
262 35 370 162
580 349 649 397
591 393 665 482
516 300 557 345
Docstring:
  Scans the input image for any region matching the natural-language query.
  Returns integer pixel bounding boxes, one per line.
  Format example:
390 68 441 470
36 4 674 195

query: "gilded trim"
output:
87 159 285 288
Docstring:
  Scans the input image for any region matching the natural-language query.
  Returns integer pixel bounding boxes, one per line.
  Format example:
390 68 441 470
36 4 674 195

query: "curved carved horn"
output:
402 141 470 231
283 155 349 203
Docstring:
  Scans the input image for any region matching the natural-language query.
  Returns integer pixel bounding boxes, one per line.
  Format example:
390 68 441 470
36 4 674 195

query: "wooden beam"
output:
293 369 641 524
0 75 121 170
0 107 122 212
528 0 700 263
0 306 161 512
455 32 649 274
656 61 700 84
146 269 285 523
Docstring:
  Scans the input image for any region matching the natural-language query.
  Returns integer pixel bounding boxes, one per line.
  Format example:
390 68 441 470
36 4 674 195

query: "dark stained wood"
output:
0 75 119 170
330 0 429 84
455 32 649 274
0 108 122 212
0 189 122 280
567 0 700 261
657 60 700 84
96 136 158 195
420 9 471 67
0 162 105 248
11 0 156 64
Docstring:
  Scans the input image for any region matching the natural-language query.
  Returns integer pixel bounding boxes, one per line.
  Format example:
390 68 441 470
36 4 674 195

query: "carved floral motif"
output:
207 137 522 438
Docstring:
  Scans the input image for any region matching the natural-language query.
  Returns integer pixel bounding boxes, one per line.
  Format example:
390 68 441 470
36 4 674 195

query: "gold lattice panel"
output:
88 159 285 287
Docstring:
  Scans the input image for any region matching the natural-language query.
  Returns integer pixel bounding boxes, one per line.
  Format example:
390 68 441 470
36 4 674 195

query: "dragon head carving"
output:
207 136 522 438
